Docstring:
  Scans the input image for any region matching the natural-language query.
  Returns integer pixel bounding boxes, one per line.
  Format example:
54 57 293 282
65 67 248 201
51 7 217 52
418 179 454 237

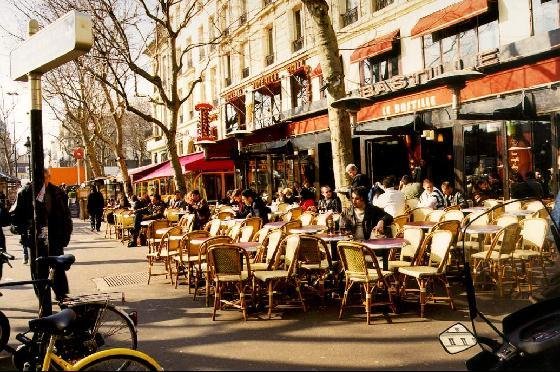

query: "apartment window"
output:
209 16 216 51
239 0 247 25
372 0 394 12
153 153 158 163
293 9 304 52
422 17 499 69
265 27 274 66
177 141 184 156
254 82 282 129
241 42 250 78
532 0 560 35
225 54 232 86
362 55 399 85
342 0 359 27
225 96 246 133
186 37 193 68
210 67 218 104
200 73 206 102
198 26 206 60
291 70 310 108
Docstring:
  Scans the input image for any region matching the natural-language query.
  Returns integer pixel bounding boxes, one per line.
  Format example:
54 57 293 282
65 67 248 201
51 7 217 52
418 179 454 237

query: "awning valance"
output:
350 30 400 63
311 63 322 77
135 152 234 182
411 0 490 37
353 114 428 135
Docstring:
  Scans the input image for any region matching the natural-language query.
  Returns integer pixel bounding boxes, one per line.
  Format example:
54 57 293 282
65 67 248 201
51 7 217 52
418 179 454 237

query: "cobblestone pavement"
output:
0 220 476 370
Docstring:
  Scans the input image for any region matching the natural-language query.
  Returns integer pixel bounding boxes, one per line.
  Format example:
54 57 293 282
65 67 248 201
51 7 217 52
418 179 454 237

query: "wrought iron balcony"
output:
342 7 358 27
242 67 250 78
265 54 274 66
263 0 273 6
239 13 247 25
292 37 303 52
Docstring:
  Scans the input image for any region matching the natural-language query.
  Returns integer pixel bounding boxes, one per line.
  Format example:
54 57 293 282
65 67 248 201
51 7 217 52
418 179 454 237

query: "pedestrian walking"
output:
87 185 105 232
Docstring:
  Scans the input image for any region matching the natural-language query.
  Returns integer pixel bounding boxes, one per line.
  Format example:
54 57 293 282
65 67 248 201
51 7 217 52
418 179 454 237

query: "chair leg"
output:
205 272 211 307
267 280 274 319
365 284 371 325
418 279 426 318
240 285 247 321
339 278 350 320
295 279 306 312
147 257 152 285
442 276 455 311
212 281 220 321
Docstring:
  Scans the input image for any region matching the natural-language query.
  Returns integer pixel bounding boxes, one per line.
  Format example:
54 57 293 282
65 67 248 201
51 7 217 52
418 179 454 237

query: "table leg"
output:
382 251 389 271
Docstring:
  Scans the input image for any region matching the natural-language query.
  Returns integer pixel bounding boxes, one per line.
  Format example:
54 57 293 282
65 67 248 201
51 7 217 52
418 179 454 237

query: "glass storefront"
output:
463 120 552 199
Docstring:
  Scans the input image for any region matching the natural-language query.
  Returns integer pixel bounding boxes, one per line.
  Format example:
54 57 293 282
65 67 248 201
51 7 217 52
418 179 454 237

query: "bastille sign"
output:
10 11 93 81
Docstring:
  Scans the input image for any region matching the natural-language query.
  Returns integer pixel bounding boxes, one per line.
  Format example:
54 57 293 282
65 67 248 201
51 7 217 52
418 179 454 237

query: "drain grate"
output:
93 272 148 290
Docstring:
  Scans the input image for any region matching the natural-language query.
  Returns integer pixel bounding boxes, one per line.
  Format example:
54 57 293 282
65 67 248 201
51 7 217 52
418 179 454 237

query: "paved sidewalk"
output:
0 219 474 370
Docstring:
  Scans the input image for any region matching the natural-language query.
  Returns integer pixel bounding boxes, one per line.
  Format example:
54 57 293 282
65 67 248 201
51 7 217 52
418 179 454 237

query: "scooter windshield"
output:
457 198 560 342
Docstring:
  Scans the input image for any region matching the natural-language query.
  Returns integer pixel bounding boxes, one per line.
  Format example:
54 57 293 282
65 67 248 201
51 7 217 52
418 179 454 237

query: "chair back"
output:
298 235 331 267
531 208 548 219
524 200 545 212
410 207 433 222
520 218 548 251
489 224 520 258
393 214 410 230
494 214 519 228
444 205 461 211
149 219 170 239
299 211 316 226
418 230 453 273
228 221 243 241
426 210 445 222
199 236 234 262
430 220 461 244
160 226 183 252
217 211 236 221
252 227 270 243
165 208 180 223
483 199 501 208
276 235 301 276
207 219 223 237
468 211 490 226
504 200 522 213
238 226 254 242
290 207 303 220
208 244 251 280
181 230 210 257
280 211 293 222
183 214 196 232
401 228 424 260
121 213 135 229
263 229 284 265
243 217 263 232
442 210 464 222
337 241 384 282
282 220 302 234
277 203 290 213
405 198 419 211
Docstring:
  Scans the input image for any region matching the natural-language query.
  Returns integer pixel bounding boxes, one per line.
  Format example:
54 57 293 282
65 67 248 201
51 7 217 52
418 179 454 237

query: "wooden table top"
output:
464 224 502 234
403 221 437 230
362 238 408 249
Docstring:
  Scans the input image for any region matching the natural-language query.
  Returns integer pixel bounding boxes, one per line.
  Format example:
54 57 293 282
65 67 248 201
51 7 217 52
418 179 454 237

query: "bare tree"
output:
302 0 353 198
0 88 17 175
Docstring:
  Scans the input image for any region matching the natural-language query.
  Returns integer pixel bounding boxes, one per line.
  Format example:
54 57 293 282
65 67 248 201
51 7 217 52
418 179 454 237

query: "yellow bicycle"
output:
22 309 162 371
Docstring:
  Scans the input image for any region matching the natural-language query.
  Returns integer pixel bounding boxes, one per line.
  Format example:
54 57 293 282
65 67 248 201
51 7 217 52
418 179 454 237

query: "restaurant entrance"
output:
365 137 409 183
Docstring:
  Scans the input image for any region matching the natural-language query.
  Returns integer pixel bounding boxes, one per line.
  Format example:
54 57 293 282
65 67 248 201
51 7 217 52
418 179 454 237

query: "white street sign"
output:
10 10 93 82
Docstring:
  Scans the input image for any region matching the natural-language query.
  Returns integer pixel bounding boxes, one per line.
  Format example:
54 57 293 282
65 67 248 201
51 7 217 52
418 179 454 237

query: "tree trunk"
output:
302 0 353 199
78 119 104 178
166 132 186 194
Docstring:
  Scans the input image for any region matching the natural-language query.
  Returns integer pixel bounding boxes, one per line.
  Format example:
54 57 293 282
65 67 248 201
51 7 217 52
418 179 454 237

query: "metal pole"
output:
28 19 51 317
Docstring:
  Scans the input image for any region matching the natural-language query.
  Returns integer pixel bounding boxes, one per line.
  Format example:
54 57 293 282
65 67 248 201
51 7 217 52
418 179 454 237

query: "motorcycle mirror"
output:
439 323 478 354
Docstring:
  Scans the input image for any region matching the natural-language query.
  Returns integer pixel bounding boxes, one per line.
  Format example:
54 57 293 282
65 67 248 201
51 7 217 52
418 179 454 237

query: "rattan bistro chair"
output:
337 241 396 325
297 235 333 304
398 230 455 318
193 236 233 306
146 226 183 285
252 234 307 319
207 244 252 321
173 230 210 290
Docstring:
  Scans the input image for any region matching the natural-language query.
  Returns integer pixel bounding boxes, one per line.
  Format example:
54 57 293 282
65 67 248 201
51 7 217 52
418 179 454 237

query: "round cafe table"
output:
263 221 288 229
289 225 327 234
315 233 351 260
140 220 152 227
236 241 260 253
461 207 488 214
362 238 408 271
464 224 502 252
505 209 534 218
403 221 437 231
155 227 174 236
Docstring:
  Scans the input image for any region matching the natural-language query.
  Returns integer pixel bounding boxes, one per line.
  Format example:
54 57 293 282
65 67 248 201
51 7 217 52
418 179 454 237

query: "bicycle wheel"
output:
75 350 162 371
59 302 137 360
0 310 10 351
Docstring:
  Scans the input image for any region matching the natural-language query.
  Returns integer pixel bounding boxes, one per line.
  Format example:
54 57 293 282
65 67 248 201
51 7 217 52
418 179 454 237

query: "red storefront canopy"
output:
350 30 400 63
411 0 490 37
135 152 234 182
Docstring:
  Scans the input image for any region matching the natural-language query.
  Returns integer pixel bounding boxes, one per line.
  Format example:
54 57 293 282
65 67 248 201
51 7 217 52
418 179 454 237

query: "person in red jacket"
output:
299 187 317 212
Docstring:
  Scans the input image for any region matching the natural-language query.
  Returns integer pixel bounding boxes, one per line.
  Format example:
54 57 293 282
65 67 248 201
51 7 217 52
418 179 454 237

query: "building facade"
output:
147 0 560 201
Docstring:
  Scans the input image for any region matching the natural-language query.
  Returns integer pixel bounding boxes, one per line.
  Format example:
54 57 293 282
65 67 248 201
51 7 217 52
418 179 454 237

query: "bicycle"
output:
0 252 140 370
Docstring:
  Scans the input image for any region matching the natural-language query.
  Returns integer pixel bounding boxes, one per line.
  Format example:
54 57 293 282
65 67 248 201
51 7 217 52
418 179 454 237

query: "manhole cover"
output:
93 272 148 290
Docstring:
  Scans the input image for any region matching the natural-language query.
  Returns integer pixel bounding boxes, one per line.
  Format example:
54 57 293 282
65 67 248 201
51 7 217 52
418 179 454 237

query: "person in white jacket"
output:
373 175 406 217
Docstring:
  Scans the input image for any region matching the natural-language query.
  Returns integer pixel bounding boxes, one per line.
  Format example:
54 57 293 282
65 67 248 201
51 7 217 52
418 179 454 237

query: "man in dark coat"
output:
237 189 270 224
186 190 211 230
87 185 105 232
340 186 393 239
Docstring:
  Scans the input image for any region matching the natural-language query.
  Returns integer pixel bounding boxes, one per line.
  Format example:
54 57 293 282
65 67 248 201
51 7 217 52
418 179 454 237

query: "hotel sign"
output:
253 71 280 89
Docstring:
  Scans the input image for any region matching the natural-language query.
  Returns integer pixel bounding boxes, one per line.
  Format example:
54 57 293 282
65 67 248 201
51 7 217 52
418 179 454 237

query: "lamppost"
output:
6 91 19 176
24 136 31 179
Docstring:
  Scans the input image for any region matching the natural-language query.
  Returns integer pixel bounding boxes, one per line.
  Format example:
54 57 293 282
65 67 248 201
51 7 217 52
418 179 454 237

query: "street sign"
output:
10 10 93 82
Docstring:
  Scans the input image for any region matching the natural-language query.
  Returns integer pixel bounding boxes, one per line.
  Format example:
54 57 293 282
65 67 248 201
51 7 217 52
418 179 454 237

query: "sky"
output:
0 1 61 156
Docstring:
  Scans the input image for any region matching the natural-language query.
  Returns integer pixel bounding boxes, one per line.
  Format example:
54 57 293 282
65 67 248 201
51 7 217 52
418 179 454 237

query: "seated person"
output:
237 188 270 224
441 181 468 209
317 185 342 213
221 189 233 206
340 186 393 240
472 178 496 206
373 175 406 217
418 179 445 209
299 187 317 212
278 187 296 204
145 193 167 220
229 189 245 214
129 194 151 247
169 191 186 209
186 190 211 230
399 174 423 200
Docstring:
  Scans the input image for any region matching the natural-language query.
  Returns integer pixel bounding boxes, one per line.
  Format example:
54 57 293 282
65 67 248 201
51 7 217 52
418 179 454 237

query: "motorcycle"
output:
439 197 560 370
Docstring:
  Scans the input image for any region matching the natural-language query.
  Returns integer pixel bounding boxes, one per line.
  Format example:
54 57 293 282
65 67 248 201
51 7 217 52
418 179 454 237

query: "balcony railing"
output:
263 0 273 6
200 47 206 60
342 7 358 27
225 77 231 86
373 0 395 11
242 67 250 78
292 37 303 52
239 13 247 25
265 54 274 66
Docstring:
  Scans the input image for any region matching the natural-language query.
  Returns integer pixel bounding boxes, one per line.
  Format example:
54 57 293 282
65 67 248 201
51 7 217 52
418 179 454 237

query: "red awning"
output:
311 63 322 77
350 30 400 63
129 161 167 182
135 152 234 182
411 0 489 37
